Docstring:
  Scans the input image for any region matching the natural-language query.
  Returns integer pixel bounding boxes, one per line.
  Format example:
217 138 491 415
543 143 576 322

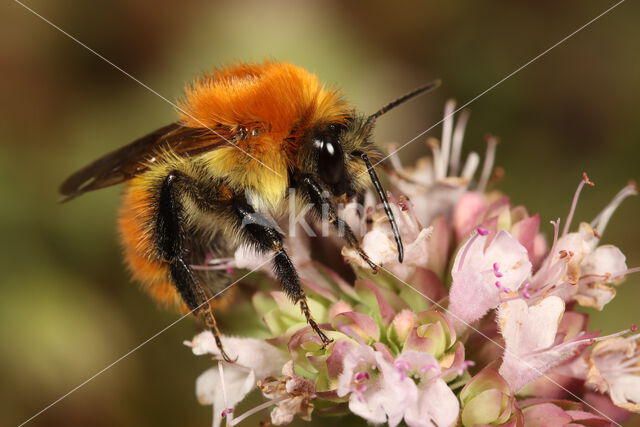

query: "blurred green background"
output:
1 1 639 426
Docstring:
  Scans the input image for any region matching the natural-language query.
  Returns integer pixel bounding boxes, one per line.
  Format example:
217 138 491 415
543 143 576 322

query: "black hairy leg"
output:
156 171 235 362
232 196 333 347
299 174 379 272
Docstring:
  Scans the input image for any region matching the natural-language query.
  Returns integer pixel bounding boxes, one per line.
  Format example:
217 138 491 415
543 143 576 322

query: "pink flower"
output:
575 244 628 309
336 344 414 426
336 344 461 427
449 228 532 327
259 361 317 425
185 332 288 427
529 179 637 309
586 333 640 412
386 101 495 227
342 194 432 279
497 296 612 393
396 350 460 427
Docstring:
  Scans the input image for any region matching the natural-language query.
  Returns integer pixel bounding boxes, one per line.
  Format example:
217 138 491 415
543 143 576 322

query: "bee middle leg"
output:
232 197 333 347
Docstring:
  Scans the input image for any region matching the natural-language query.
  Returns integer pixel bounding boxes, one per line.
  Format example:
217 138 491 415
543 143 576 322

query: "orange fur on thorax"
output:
179 61 351 163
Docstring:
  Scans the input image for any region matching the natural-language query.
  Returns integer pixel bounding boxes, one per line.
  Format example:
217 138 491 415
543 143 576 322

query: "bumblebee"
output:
60 61 438 361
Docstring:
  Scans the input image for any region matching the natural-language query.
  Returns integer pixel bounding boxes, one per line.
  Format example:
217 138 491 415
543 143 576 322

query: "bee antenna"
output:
366 79 442 127
359 152 404 263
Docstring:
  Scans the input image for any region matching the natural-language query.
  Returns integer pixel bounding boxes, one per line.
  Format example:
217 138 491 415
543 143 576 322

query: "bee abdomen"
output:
118 178 184 309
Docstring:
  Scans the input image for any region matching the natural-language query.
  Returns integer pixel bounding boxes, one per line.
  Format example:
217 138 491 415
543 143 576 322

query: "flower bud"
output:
459 368 520 426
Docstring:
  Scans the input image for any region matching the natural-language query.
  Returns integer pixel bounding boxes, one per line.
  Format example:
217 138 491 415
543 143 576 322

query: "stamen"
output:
562 173 595 236
609 266 640 282
619 332 640 344
499 292 521 302
591 181 638 236
437 360 475 379
218 362 234 425
394 360 410 380
530 219 562 291
354 372 370 382
439 99 456 180
457 228 488 272
450 109 470 176
386 143 404 171
428 138 443 180
618 355 640 369
549 219 560 253
229 396 288 426
477 135 498 193
493 262 504 278
615 366 640 374
522 283 531 299
461 152 481 183
394 360 410 371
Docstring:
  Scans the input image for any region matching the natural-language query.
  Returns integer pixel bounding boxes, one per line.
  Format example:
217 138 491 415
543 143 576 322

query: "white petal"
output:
405 379 459 427
609 374 640 409
348 382 388 424
361 229 398 265
580 245 627 281
196 365 256 427
498 296 566 392
188 332 286 378
499 296 565 355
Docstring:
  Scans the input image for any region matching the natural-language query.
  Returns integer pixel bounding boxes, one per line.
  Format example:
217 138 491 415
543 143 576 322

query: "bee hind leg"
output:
157 172 236 362
232 197 333 348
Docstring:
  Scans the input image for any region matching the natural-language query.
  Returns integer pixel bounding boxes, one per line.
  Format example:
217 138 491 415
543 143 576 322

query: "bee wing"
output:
59 123 232 201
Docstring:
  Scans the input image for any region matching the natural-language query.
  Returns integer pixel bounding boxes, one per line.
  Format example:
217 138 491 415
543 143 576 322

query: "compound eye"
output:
313 135 345 185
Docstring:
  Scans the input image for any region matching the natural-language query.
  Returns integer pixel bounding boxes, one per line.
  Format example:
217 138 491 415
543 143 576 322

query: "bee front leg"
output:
157 172 235 362
299 175 379 273
232 197 333 347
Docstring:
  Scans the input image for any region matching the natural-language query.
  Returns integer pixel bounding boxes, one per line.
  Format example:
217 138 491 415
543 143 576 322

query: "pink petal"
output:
332 312 380 342
498 296 585 393
406 268 447 310
453 192 488 242
326 339 355 378
328 300 354 321
522 402 573 425
510 214 540 265
427 216 451 276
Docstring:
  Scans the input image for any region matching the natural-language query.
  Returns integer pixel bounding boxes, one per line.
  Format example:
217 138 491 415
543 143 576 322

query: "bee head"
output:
296 80 441 263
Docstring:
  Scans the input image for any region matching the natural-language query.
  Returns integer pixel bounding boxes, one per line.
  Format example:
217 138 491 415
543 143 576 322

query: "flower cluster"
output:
186 101 639 426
